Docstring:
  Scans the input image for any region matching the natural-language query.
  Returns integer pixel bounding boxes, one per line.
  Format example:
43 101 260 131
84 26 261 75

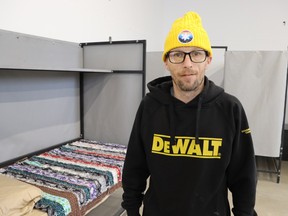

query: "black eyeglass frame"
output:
166 50 209 64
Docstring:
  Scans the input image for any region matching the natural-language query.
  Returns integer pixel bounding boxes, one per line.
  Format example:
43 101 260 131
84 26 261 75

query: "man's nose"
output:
183 54 193 66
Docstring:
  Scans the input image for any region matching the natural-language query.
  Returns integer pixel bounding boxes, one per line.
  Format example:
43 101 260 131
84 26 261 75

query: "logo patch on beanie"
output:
178 30 193 43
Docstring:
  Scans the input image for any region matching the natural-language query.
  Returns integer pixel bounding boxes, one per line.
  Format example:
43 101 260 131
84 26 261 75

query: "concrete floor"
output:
254 158 288 215
87 158 288 216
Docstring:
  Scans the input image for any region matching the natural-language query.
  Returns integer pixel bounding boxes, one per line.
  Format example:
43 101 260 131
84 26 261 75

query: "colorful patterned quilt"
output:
0 139 127 216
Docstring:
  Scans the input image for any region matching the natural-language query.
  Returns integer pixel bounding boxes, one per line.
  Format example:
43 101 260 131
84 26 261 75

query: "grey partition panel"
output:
206 46 227 87
83 73 142 145
83 43 143 70
224 51 287 157
81 41 145 145
146 51 168 92
0 29 83 69
0 70 80 163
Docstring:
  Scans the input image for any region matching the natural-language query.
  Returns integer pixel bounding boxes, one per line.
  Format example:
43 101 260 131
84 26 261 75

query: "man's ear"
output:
164 59 169 71
207 56 212 64
204 56 213 71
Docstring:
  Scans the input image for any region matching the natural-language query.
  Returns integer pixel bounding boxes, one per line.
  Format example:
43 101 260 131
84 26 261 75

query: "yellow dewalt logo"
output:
241 128 251 134
152 134 222 159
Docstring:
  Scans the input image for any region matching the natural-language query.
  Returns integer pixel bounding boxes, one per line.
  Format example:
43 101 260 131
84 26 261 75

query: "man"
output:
122 11 257 216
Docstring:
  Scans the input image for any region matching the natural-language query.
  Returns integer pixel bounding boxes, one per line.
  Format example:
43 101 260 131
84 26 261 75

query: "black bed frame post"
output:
80 72 84 139
277 66 288 183
79 42 85 139
142 40 147 98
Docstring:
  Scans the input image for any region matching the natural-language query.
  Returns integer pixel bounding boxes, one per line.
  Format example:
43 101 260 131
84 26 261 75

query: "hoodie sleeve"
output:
121 101 150 216
227 103 257 216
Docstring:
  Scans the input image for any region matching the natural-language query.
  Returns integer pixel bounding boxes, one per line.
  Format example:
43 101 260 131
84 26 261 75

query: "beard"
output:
174 76 204 92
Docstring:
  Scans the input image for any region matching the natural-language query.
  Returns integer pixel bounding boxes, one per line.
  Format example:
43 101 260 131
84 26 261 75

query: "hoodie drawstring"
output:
169 94 203 153
169 103 176 153
195 95 203 145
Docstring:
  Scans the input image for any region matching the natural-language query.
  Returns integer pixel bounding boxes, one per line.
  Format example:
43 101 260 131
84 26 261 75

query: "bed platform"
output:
0 139 127 216
0 30 145 215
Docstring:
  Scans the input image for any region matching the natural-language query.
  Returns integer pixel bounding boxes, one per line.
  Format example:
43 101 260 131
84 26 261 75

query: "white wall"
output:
1 0 288 153
1 0 288 123
0 0 163 51
163 0 288 51
0 0 287 52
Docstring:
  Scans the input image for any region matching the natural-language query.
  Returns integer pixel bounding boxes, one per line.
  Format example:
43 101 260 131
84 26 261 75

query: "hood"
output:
146 75 224 147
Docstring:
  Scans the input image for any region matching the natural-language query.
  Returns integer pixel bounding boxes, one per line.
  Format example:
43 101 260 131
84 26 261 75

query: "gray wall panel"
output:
0 71 80 163
83 73 142 145
0 29 83 69
83 43 143 70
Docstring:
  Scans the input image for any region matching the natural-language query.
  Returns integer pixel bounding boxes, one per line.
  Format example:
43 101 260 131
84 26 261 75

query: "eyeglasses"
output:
167 50 208 64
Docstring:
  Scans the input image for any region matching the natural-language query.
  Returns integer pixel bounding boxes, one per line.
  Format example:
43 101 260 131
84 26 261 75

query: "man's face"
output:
165 46 212 94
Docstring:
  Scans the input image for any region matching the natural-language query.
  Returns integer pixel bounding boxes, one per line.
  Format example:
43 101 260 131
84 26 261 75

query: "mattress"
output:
0 139 127 216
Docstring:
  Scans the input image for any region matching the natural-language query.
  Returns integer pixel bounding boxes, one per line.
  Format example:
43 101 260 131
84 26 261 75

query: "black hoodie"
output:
122 76 257 216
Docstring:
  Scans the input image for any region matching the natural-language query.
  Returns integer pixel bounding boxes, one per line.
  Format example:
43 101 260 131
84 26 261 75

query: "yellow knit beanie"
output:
162 11 212 61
